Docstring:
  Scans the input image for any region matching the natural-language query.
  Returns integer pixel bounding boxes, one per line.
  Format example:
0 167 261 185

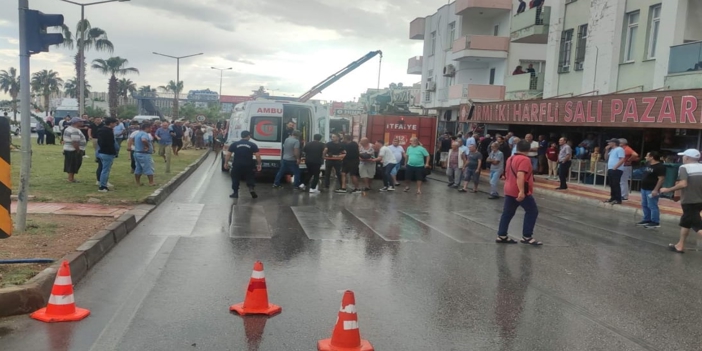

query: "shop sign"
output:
471 90 702 129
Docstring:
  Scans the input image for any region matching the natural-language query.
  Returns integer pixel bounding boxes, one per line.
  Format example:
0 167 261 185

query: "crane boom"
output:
297 50 382 103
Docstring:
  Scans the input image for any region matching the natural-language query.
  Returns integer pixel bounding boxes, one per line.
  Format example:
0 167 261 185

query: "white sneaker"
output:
388 186 395 191
298 184 306 190
309 189 320 194
96 181 114 188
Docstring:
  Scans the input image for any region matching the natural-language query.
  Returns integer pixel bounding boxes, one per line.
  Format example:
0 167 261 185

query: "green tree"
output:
57 20 114 88
159 80 184 119
117 78 136 106
91 57 139 117
84 105 107 118
63 77 92 98
30 70 63 113
137 85 156 97
178 102 198 120
116 104 137 120
0 67 20 122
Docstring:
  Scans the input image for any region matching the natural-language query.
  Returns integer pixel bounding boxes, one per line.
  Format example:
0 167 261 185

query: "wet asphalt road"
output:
2 153 702 351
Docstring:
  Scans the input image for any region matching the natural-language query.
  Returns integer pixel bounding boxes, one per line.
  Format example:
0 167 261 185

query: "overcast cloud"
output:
0 0 439 102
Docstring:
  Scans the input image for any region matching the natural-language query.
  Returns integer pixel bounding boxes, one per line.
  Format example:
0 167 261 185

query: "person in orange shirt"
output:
619 138 640 201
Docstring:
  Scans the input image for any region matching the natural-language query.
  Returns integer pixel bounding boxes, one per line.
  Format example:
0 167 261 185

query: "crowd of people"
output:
50 113 225 192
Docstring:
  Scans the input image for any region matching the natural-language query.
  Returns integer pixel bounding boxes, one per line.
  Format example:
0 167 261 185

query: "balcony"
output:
665 41 702 90
506 73 544 92
409 17 425 40
407 56 423 75
456 0 512 16
452 35 509 61
449 84 506 101
511 6 550 44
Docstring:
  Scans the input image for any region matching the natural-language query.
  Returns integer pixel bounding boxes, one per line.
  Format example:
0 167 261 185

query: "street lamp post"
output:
153 52 202 174
153 52 203 119
211 67 232 100
60 0 131 117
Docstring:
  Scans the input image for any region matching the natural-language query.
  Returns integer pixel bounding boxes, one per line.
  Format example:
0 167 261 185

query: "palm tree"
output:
63 77 92 99
117 78 136 106
57 20 114 88
30 70 63 113
137 85 156 98
159 80 184 119
0 67 20 121
91 57 139 117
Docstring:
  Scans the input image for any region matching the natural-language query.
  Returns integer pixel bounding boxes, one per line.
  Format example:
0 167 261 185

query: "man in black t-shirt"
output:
224 130 262 199
88 117 103 152
637 151 666 228
302 134 325 193
337 135 360 193
323 133 345 190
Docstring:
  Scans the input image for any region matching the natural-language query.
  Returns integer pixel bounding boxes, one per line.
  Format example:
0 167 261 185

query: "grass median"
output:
10 140 207 204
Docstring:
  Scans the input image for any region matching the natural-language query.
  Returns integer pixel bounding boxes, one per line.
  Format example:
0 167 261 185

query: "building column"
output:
653 0 688 89
543 0 565 98
580 0 626 95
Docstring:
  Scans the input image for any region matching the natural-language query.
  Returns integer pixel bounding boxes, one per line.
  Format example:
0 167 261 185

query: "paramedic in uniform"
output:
224 130 262 199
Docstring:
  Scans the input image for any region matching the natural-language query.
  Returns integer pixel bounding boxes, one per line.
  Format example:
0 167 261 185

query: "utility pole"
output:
16 0 32 233
211 66 232 102
16 0 64 232
153 51 202 173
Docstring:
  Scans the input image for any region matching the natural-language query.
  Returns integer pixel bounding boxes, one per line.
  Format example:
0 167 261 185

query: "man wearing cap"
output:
604 138 626 204
619 138 640 200
224 131 262 199
62 117 87 183
661 149 702 253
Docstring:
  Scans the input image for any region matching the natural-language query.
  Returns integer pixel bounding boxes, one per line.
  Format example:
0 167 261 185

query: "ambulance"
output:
221 99 329 173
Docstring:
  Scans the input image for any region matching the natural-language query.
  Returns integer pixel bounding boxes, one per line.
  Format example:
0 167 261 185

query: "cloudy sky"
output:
0 0 441 102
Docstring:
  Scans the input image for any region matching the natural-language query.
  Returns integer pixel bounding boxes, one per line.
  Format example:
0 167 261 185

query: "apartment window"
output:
430 32 436 55
624 11 639 62
574 24 588 70
558 29 574 73
489 68 496 85
448 22 456 48
493 25 499 36
647 5 661 59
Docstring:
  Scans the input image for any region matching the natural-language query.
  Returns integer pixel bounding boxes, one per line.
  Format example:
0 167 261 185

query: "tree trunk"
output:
108 75 119 118
173 98 179 119
43 94 49 114
11 94 17 122
74 52 83 83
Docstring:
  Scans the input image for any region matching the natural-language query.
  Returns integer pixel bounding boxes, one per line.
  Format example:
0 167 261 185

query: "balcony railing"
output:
669 41 702 74
506 73 544 92
409 17 426 40
511 6 550 43
455 0 512 15
407 56 423 75
452 35 510 53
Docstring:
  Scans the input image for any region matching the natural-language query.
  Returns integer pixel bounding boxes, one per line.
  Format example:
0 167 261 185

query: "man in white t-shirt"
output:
525 133 539 172
63 117 87 183
374 140 397 192
387 138 405 187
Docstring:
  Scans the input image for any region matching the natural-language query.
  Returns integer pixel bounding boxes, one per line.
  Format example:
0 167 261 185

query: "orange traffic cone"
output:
30 261 90 323
230 261 282 316
317 290 374 351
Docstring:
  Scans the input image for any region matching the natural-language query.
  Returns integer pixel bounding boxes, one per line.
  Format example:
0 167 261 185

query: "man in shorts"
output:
132 122 156 186
388 138 405 187
403 137 430 195
337 135 360 193
63 117 87 183
460 143 482 193
661 149 702 253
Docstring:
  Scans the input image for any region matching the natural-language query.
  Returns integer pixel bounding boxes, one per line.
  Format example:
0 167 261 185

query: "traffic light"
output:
24 10 64 55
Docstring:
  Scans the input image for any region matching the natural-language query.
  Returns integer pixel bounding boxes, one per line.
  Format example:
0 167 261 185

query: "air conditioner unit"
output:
575 62 584 70
443 64 456 77
425 81 437 91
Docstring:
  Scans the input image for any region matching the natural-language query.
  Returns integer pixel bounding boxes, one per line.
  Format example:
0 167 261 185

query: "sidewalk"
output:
428 169 682 222
9 201 131 218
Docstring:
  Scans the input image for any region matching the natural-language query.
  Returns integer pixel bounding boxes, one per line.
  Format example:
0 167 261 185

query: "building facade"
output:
408 0 547 134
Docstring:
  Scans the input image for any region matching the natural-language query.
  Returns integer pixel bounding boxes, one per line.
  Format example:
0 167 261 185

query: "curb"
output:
426 172 680 223
0 151 210 318
145 151 210 205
